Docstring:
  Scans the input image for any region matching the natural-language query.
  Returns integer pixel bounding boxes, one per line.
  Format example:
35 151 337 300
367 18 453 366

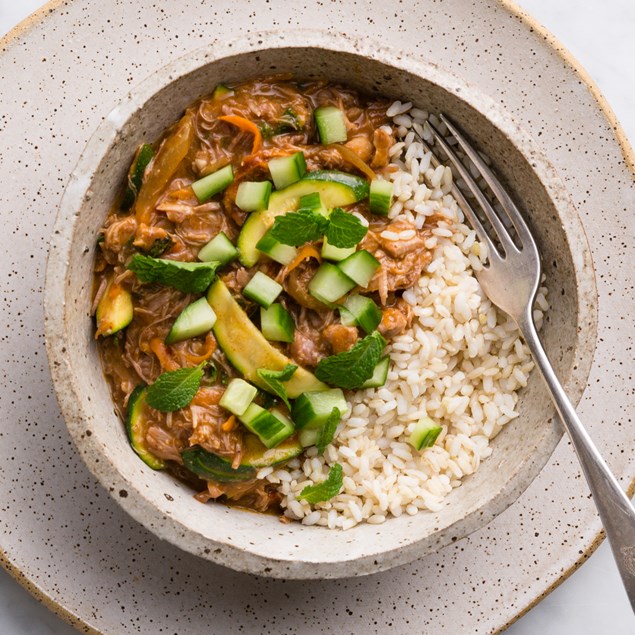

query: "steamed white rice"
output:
264 105 548 529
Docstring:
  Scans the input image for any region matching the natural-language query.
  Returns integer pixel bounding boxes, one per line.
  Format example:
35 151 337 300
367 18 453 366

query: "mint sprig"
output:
315 331 387 390
325 208 368 248
128 254 219 293
298 463 344 503
268 208 329 246
256 364 297 409
146 363 205 412
316 408 341 455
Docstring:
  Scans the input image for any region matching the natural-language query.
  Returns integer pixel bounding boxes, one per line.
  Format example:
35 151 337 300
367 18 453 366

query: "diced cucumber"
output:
242 271 283 308
122 143 154 210
260 304 295 343
341 294 382 334
369 179 394 216
298 428 320 448
236 170 369 266
126 386 166 470
321 237 356 262
315 106 348 144
256 230 298 265
292 389 348 430
308 262 355 305
165 297 217 344
337 250 380 288
235 180 272 212
192 164 234 203
95 279 134 337
408 416 443 451
213 83 233 99
268 152 307 190
198 231 238 265
360 356 390 388
219 378 258 416
338 305 357 327
239 404 295 448
299 192 328 217
207 280 328 397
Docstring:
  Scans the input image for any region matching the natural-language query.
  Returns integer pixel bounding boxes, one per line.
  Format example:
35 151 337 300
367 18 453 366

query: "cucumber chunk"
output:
192 164 234 202
360 356 390 388
408 416 443 451
369 179 394 216
336 250 380 288
165 297 217 344
236 170 369 267
242 271 283 308
299 192 329 217
207 280 328 397
239 404 295 448
341 294 382 334
321 237 356 262
198 231 238 265
126 386 166 470
261 304 295 343
268 152 307 190
315 106 348 144
308 262 355 304
298 427 320 448
292 389 348 430
95 279 134 337
256 230 298 265
235 180 272 212
219 378 258 416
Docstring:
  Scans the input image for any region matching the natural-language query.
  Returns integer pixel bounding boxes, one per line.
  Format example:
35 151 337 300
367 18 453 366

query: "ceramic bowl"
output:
44 30 597 579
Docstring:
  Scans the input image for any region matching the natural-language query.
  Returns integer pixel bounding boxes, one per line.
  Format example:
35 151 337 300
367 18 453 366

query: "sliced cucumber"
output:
315 106 348 144
321 237 356 262
165 297 217 344
198 231 238 265
219 378 258 416
95 279 134 337
298 427 320 448
235 180 272 212
192 164 234 203
341 294 382 334
268 152 307 190
337 250 380 288
261 304 295 343
292 389 348 430
360 356 390 389
408 416 443 451
237 170 369 267
308 262 355 305
242 271 283 308
122 143 154 210
207 280 328 398
126 386 166 470
369 179 394 216
239 404 295 448
256 230 298 266
213 83 233 99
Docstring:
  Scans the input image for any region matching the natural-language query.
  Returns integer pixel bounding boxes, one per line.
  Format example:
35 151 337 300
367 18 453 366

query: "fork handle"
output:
519 314 635 611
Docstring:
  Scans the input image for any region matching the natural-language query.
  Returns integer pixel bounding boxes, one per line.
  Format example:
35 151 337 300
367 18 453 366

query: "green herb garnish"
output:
268 208 329 246
146 363 205 412
315 331 387 390
298 463 344 503
256 364 297 410
128 254 219 293
316 408 341 455
325 208 368 248
144 236 173 258
122 143 154 210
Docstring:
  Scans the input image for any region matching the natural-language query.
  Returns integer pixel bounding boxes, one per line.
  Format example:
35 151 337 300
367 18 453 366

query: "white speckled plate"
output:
0 0 633 633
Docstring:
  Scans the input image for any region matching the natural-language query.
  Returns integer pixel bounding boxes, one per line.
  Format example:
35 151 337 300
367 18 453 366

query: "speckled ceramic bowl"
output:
45 30 596 579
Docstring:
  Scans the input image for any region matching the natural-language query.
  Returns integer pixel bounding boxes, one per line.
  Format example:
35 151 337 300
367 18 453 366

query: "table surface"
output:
0 0 633 633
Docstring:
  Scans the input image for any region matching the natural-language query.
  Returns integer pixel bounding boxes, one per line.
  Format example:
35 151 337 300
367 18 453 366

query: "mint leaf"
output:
316 408 341 455
326 208 368 248
146 363 205 412
298 463 343 503
268 208 329 246
122 143 154 210
128 254 219 293
315 331 386 390
256 364 297 409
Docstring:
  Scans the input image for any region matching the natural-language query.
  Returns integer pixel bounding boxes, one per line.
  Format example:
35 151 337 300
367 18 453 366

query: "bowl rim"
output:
44 28 598 579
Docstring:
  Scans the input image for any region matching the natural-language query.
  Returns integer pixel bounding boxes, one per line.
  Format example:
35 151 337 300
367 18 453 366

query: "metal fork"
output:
427 115 635 610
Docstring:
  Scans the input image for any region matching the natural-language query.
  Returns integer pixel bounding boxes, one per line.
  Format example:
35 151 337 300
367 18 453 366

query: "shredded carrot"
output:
218 115 262 155
149 338 180 371
221 415 236 433
331 143 376 181
276 244 321 282
178 332 217 365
